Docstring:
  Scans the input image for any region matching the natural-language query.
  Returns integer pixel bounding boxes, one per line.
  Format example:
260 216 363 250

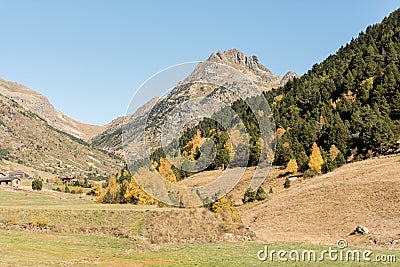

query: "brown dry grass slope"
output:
0 93 122 177
238 155 400 248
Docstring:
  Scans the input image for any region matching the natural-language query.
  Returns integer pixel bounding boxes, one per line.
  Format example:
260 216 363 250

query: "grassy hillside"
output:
0 94 123 179
179 154 400 249
0 189 241 244
238 154 400 249
0 78 105 141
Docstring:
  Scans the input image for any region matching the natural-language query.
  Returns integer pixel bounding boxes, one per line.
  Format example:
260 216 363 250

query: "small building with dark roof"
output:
59 176 76 183
0 177 21 188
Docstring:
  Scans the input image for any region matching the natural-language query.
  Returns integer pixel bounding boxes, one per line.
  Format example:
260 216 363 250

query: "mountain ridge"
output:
0 78 104 141
0 92 123 178
207 48 298 90
93 48 297 155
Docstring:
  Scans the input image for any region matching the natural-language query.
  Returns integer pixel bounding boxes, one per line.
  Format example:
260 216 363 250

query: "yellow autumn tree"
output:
124 170 154 205
256 137 264 152
106 177 120 196
285 159 298 174
308 142 324 174
120 167 131 179
273 94 284 103
183 129 204 160
158 157 177 183
276 127 286 139
329 144 340 161
96 177 120 203
225 138 234 158
94 182 103 197
330 99 337 110
319 115 326 127
211 195 241 223
283 142 290 148
317 115 325 133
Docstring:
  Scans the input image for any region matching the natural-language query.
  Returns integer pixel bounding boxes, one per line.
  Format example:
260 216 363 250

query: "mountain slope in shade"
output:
0 78 104 141
93 49 296 155
0 93 123 177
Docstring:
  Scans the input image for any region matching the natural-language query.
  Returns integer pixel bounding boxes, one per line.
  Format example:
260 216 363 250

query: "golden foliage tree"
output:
74 187 85 194
276 127 286 139
329 144 340 161
274 94 284 103
319 115 326 127
120 167 131 179
308 142 324 174
106 177 120 196
124 170 154 205
96 177 120 203
330 99 337 110
183 129 204 160
283 142 290 148
211 195 241 223
224 138 234 158
158 157 177 183
256 137 264 149
94 182 103 197
285 159 298 174
317 115 325 133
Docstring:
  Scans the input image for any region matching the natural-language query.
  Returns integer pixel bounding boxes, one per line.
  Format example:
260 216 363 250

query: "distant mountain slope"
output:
0 78 104 141
0 93 123 178
93 49 297 155
91 97 161 156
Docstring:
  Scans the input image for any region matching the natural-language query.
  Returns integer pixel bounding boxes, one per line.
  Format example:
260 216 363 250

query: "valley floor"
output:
0 228 399 266
0 155 399 266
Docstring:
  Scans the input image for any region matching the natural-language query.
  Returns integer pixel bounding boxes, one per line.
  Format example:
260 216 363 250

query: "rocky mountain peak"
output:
206 48 295 91
280 71 299 85
93 49 298 155
208 48 273 76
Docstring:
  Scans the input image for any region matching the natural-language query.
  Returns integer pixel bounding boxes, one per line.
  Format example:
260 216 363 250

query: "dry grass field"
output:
0 189 233 245
181 155 400 249
0 227 399 266
0 155 399 266
238 155 400 248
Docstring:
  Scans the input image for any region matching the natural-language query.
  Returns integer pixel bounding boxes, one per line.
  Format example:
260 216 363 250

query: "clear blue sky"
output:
0 0 398 126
